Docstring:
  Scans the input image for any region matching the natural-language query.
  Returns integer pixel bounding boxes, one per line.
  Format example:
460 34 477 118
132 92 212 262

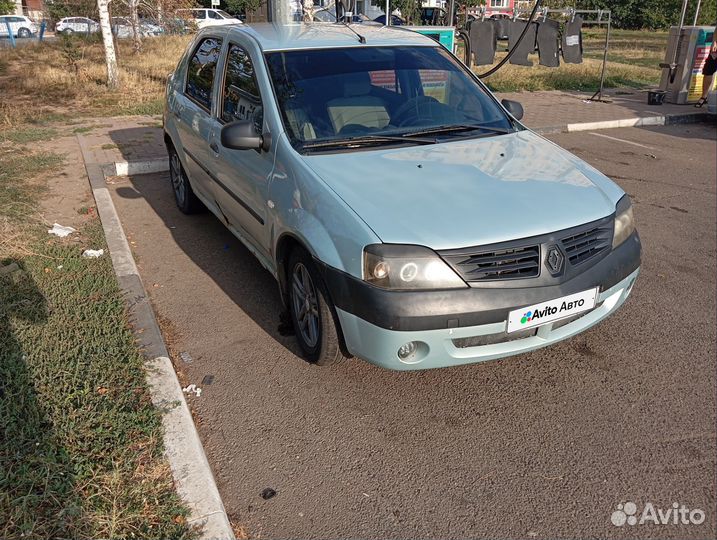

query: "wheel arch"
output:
275 232 352 359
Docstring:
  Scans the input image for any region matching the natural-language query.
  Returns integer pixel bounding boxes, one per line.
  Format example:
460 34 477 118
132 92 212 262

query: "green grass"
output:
0 127 58 144
0 142 192 539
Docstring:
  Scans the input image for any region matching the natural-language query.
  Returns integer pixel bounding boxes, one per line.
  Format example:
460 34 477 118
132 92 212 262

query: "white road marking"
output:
588 131 655 150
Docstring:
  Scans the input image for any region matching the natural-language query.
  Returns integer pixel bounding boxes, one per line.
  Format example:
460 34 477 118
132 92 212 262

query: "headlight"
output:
363 244 467 290
612 194 635 248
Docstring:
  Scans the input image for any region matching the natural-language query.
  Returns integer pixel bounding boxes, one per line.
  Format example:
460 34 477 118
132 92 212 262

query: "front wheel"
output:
288 249 345 366
17 28 31 38
168 144 203 214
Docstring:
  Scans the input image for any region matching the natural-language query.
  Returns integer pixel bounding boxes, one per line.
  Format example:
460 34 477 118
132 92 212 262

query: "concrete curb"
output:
77 135 235 540
106 158 169 177
533 111 712 135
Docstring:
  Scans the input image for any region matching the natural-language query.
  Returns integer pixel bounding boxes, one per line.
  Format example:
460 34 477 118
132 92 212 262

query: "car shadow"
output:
114 174 302 358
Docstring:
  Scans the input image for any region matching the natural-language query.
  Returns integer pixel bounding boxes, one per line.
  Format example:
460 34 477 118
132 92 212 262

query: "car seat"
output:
326 72 390 134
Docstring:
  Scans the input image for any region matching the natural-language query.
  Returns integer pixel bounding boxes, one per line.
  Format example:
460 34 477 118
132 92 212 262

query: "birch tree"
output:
129 0 142 53
97 0 120 88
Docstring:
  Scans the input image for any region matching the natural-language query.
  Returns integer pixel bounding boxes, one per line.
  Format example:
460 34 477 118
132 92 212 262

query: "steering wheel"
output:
392 95 441 127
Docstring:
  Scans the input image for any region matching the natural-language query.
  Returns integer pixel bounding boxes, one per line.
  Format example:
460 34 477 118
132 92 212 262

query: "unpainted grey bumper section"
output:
318 231 641 332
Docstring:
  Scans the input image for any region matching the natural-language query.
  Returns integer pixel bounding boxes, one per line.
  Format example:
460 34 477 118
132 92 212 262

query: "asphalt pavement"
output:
107 123 716 539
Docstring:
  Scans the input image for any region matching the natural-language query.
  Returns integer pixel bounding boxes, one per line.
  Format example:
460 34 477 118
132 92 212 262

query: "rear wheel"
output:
288 249 344 366
168 144 203 214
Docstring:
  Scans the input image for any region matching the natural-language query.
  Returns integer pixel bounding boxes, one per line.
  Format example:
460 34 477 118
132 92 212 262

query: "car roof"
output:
209 22 439 52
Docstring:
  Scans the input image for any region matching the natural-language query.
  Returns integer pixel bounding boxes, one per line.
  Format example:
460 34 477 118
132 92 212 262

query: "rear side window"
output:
185 37 222 111
221 44 262 128
193 10 206 19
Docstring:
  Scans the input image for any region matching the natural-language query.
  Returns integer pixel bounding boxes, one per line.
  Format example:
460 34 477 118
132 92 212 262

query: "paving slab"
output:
496 88 710 132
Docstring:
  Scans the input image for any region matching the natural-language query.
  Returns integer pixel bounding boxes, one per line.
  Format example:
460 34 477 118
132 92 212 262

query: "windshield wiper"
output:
400 124 513 138
300 134 436 151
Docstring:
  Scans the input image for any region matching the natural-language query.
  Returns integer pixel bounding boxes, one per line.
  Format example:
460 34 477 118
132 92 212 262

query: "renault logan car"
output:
163 23 641 370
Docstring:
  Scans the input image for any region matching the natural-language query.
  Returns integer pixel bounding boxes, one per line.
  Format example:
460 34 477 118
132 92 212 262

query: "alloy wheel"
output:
291 262 320 349
170 151 186 204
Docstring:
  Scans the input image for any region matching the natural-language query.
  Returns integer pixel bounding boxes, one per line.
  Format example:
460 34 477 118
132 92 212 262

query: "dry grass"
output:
0 29 667 123
0 34 191 126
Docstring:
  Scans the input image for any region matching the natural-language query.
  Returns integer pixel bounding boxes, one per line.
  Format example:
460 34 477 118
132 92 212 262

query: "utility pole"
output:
97 0 119 89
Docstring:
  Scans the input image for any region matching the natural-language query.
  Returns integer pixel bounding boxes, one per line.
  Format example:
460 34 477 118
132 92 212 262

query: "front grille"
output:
560 224 612 266
441 245 540 282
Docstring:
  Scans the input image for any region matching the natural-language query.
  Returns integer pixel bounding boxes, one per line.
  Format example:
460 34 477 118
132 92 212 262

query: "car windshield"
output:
216 10 233 18
265 46 514 152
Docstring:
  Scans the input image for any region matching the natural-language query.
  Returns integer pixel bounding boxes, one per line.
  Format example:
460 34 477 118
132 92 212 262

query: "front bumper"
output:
318 229 641 370
336 267 639 370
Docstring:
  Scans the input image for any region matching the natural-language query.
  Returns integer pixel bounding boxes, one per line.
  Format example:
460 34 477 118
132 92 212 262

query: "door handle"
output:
209 141 219 153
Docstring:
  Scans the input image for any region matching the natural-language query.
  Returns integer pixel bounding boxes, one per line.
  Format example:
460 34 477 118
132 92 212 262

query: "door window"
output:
221 44 263 130
193 10 206 19
185 37 222 111
208 10 222 19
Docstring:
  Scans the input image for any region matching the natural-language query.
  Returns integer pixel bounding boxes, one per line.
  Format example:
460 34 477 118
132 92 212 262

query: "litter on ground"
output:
82 249 105 258
48 223 76 237
182 384 202 397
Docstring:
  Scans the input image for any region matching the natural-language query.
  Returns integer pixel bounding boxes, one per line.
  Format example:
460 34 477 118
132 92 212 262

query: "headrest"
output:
342 72 372 97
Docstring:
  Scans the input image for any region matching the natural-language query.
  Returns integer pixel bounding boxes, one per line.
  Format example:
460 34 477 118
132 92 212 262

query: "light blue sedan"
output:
163 23 641 370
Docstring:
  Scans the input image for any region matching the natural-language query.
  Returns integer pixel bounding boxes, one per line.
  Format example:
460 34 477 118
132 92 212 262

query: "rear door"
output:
209 40 275 258
173 35 224 205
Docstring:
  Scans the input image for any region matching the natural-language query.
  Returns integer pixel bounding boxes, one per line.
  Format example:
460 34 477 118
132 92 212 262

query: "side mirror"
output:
220 120 263 151
501 99 524 121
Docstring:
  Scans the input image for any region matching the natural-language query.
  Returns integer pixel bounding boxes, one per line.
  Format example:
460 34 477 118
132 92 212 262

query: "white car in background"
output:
176 8 241 29
111 17 162 38
0 15 38 38
55 17 100 34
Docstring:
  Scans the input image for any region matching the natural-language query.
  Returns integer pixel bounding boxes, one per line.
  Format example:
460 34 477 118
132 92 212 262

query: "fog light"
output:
397 341 418 360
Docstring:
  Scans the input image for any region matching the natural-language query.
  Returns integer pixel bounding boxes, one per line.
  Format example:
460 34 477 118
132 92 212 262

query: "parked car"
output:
373 14 404 25
175 8 241 29
313 9 367 23
111 16 162 38
0 15 38 38
163 24 641 370
55 17 100 34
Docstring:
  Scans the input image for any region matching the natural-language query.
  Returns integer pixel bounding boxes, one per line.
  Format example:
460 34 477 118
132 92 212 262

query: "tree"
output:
97 0 119 88
371 0 420 23
0 0 15 16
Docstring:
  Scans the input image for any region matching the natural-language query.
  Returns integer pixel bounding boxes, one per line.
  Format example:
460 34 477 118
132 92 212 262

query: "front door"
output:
209 42 273 260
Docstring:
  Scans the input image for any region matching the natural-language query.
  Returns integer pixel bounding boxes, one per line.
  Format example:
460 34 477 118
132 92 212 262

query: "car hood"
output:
301 130 624 250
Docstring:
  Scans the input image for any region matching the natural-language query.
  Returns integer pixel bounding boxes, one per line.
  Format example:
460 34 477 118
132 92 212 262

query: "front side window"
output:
221 44 262 129
208 10 222 19
265 45 513 151
185 37 222 111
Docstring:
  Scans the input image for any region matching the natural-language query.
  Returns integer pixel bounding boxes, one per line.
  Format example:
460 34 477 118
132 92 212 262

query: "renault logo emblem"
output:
546 246 564 274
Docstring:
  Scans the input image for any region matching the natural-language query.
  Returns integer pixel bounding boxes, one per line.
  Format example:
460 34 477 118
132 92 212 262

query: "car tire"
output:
17 28 31 38
168 144 203 214
287 248 345 366
63 28 73 34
